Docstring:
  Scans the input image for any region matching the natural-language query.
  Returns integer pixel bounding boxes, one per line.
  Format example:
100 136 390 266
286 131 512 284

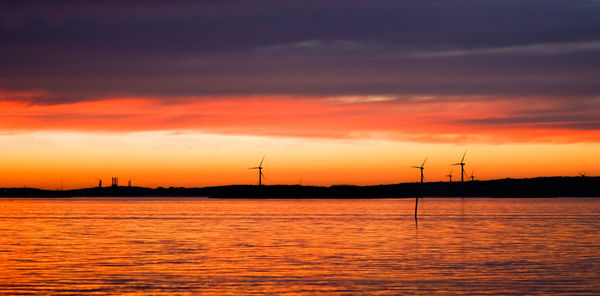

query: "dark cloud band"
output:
0 0 599 132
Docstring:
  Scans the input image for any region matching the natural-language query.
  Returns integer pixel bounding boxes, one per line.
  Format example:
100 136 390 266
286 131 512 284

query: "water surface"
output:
1 198 599 295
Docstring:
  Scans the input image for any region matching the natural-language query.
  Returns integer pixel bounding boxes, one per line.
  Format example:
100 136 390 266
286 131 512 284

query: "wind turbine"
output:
446 169 453 182
411 157 428 183
95 177 102 188
578 172 587 178
249 156 266 186
451 151 467 182
469 170 475 181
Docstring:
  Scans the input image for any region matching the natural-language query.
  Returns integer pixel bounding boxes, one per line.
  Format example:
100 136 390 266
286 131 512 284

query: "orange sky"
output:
2 1 599 189
2 94 599 142
0 94 598 189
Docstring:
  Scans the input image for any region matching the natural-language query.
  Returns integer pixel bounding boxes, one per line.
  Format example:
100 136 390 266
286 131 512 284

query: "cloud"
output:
0 1 599 142
254 39 385 55
334 96 399 104
461 114 600 130
0 95 598 144
402 41 600 58
2 2 599 100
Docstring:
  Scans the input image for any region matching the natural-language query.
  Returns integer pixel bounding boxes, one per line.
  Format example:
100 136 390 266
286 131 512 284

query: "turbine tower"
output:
446 170 453 183
249 156 266 186
451 151 467 182
411 157 428 183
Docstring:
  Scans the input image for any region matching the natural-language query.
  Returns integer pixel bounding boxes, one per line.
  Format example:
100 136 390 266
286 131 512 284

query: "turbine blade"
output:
249 167 259 169
421 157 428 167
461 150 467 162
411 166 421 168
451 163 460 166
259 155 265 166
261 171 266 179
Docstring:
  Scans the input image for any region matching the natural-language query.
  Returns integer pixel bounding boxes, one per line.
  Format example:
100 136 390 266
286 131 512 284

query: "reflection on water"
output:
0 198 599 295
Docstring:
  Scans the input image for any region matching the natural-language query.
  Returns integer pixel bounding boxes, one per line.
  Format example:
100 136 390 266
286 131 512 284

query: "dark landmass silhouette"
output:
1 176 599 198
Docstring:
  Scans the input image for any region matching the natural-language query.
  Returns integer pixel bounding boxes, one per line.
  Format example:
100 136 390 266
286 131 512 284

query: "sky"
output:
1 0 599 189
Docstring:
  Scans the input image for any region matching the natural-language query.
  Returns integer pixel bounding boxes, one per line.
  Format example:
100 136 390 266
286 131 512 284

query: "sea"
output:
0 197 599 295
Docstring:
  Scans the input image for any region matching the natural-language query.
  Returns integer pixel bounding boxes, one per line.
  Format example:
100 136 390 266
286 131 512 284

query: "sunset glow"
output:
1 1 599 188
3 2 600 296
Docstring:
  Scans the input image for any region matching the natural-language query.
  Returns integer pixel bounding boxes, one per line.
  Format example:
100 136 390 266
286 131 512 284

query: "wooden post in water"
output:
415 196 419 220
416 170 424 221
412 156 429 222
410 157 427 221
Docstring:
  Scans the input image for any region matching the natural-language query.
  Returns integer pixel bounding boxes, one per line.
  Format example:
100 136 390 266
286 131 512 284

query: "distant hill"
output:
1 176 598 198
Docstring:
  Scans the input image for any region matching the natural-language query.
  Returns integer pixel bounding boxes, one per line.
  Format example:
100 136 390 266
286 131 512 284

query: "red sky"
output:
1 1 599 188
1 93 599 189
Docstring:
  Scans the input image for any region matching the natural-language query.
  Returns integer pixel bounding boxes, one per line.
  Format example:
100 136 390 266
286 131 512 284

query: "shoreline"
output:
1 176 599 198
